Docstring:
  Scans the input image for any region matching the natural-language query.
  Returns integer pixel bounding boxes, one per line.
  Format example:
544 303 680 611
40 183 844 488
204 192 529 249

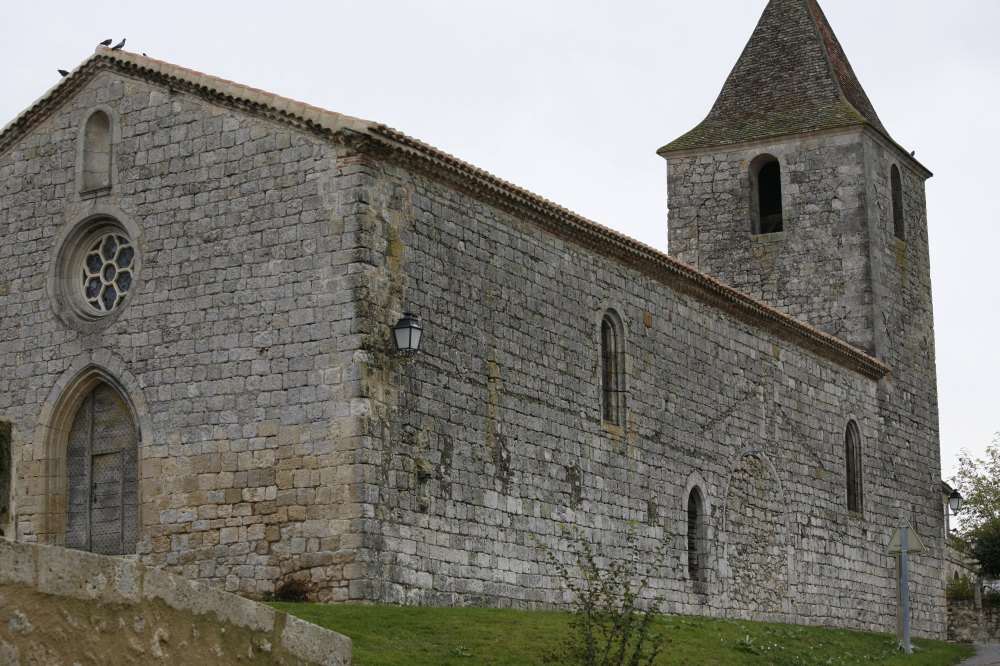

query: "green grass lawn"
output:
269 603 974 666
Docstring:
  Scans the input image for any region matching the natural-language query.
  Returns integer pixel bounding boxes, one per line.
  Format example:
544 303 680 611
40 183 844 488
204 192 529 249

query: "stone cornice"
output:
364 124 889 381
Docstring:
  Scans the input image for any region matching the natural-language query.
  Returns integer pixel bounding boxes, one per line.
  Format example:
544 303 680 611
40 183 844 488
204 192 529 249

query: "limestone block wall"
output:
948 601 1000 644
345 151 945 636
0 538 351 665
663 127 945 633
860 131 946 633
0 70 366 600
665 129 874 354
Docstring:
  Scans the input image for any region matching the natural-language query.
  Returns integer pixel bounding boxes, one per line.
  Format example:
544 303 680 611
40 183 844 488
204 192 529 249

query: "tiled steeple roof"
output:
659 0 887 154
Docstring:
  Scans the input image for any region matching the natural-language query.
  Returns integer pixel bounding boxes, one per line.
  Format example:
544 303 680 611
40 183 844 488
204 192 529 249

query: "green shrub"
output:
946 575 974 601
536 521 668 666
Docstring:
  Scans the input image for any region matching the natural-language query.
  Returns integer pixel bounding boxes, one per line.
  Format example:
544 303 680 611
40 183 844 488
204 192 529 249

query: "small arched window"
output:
82 110 112 192
600 310 625 426
687 487 705 580
890 164 904 240
845 420 863 513
750 155 783 234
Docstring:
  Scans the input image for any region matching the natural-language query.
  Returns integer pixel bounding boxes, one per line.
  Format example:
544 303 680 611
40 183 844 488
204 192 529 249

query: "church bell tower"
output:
659 0 933 362
660 4 945 625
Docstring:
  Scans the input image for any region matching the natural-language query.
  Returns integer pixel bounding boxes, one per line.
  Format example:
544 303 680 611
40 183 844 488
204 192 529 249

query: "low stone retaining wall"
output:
0 538 351 664
948 600 1000 644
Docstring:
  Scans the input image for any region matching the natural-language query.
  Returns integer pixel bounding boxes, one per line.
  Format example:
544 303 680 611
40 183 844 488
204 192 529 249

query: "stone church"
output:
0 0 946 636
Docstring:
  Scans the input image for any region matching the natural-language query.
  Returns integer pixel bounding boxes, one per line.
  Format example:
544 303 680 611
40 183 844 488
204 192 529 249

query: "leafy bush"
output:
946 575 974 601
970 518 1000 579
536 521 668 666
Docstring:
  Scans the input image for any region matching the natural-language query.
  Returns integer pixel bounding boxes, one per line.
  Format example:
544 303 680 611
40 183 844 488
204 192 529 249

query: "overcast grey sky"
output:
2 1 997 480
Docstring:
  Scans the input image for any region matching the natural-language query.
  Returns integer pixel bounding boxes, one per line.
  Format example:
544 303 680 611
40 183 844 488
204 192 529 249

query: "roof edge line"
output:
0 47 889 381
367 124 889 381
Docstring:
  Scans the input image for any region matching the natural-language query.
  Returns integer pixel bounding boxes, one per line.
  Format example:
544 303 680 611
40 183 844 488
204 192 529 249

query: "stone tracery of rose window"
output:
81 233 135 313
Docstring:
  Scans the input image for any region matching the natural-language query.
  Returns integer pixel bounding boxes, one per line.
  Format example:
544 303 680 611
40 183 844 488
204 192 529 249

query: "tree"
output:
969 519 1000 579
951 433 1000 578
951 433 1000 536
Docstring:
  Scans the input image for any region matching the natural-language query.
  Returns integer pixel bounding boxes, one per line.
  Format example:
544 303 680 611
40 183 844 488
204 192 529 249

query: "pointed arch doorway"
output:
65 382 139 555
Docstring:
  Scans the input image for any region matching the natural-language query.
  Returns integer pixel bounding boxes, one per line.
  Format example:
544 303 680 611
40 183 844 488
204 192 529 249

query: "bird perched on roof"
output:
58 69 69 77
910 150 916 157
99 39 113 47
112 38 126 51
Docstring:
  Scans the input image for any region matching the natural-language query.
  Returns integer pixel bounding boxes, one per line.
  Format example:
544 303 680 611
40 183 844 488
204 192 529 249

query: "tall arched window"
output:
82 110 112 192
0 422 11 539
845 420 863 513
890 164 905 240
687 487 705 580
66 382 139 554
600 310 625 425
751 155 783 234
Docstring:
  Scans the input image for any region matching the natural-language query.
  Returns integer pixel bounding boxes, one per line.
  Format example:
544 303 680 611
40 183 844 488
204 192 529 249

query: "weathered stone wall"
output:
666 130 874 353
0 70 365 600
663 126 945 634
0 55 945 638
948 601 1000 644
342 146 944 635
0 538 351 665
860 130 946 637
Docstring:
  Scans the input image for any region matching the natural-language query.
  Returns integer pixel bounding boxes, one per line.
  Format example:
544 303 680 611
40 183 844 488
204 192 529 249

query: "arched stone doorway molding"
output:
720 450 791 615
34 352 151 551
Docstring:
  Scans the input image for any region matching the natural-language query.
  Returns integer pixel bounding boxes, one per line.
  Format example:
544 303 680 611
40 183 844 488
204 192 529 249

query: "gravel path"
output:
956 643 1000 665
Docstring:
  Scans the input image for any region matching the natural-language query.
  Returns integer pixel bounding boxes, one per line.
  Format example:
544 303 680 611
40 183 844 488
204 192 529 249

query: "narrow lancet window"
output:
687 487 704 580
0 422 11 539
750 155 783 234
600 311 625 425
891 165 904 240
82 111 112 191
845 420 863 513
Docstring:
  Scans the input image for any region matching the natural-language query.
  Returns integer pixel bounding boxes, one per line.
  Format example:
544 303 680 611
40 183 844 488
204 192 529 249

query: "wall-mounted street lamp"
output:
393 312 423 352
949 489 963 515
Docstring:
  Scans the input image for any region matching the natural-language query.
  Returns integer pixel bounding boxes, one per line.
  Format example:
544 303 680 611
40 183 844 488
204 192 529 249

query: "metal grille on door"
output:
66 383 138 554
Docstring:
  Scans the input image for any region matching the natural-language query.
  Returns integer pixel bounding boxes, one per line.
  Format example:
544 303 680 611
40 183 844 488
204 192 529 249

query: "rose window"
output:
81 233 136 313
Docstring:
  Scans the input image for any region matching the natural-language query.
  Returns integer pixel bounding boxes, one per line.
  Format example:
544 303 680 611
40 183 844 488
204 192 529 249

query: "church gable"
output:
0 62 369 599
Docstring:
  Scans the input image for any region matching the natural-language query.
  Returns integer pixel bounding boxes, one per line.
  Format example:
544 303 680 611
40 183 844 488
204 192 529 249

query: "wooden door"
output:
66 383 138 554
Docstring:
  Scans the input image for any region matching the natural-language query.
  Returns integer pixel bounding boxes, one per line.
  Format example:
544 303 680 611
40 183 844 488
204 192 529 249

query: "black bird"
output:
111 38 126 51
58 69 69 77
910 150 916 157
99 38 113 47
